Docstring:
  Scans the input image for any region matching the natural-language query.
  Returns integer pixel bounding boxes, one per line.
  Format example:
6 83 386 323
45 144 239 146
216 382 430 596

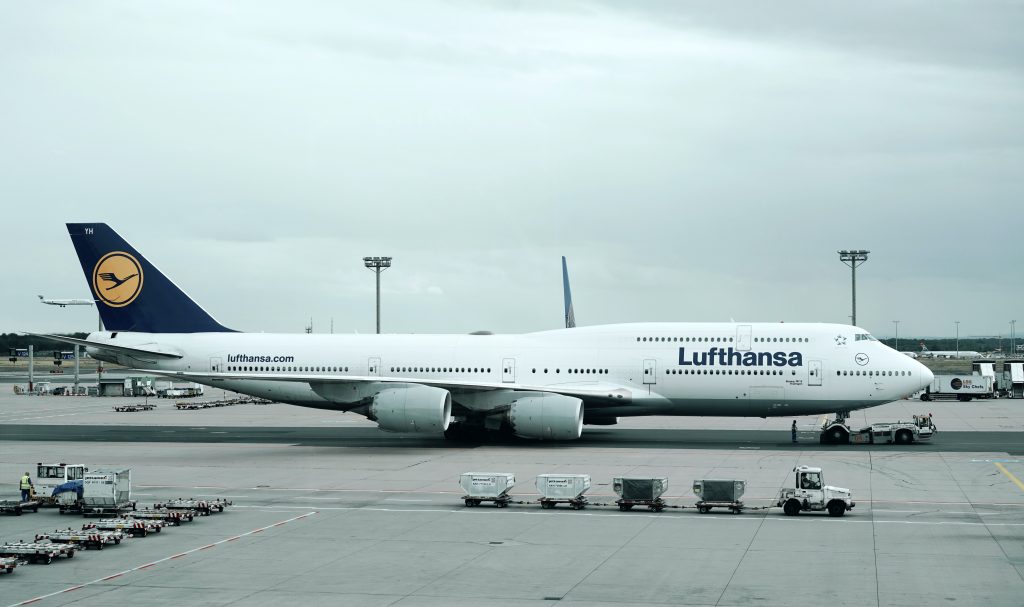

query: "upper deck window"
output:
855 334 877 341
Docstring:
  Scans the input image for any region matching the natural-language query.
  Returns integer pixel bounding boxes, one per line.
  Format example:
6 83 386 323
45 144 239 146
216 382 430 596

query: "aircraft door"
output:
736 325 752 351
643 359 657 384
210 357 222 372
368 357 381 377
808 360 822 386
502 358 516 383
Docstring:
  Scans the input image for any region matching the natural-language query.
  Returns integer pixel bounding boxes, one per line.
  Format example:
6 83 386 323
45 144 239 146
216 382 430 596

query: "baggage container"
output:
693 480 745 503
459 472 515 507
613 477 669 512
693 479 747 514
613 477 668 501
82 469 132 513
536 474 591 509
536 474 591 499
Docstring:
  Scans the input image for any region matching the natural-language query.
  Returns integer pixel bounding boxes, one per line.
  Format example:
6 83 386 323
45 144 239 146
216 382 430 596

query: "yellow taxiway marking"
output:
995 463 1024 493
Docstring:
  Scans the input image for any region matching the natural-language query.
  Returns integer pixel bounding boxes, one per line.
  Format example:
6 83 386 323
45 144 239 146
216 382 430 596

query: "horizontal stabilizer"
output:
28 333 183 359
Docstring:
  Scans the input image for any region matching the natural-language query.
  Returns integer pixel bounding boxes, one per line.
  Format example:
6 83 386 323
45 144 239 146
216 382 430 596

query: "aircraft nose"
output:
918 363 934 390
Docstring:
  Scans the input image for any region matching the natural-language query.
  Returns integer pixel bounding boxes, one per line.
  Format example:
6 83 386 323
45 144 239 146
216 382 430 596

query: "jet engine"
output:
507 393 583 440
370 385 452 433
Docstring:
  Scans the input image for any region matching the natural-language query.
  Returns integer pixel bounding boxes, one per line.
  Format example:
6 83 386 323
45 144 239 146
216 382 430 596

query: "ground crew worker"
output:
791 420 797 443
19 471 33 502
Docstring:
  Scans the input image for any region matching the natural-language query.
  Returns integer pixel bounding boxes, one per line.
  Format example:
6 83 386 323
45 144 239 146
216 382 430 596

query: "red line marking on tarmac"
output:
5 511 317 607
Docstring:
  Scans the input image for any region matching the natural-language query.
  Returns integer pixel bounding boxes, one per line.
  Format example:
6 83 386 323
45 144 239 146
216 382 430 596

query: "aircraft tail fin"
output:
562 256 575 329
66 223 234 333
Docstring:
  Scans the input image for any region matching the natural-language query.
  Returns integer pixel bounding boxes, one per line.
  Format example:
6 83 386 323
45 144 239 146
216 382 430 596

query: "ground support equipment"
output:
35 529 124 550
0 499 40 516
153 498 231 515
83 518 161 537
0 541 75 564
81 501 137 518
615 498 666 512
113 403 156 412
130 509 194 525
0 556 15 574
695 500 745 514
538 496 588 510
462 493 512 508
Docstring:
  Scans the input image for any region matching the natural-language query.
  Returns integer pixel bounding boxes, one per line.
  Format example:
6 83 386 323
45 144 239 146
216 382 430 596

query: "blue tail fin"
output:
67 223 234 333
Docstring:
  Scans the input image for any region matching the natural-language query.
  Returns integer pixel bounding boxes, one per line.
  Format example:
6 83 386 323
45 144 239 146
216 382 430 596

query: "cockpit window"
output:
854 333 877 341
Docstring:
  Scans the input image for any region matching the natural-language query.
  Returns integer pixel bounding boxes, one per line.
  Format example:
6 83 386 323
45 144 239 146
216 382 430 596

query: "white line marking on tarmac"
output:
4 511 317 607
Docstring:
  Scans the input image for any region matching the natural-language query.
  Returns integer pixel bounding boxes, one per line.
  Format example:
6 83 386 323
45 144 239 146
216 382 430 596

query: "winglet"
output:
562 256 575 329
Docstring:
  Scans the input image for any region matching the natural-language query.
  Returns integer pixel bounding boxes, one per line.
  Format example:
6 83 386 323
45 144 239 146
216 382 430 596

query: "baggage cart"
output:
0 556 15 574
129 509 194 525
0 541 75 564
613 477 668 511
153 498 231 515
0 499 40 516
536 474 591 509
693 479 746 514
35 529 123 550
459 472 515 507
83 518 162 537
113 403 156 412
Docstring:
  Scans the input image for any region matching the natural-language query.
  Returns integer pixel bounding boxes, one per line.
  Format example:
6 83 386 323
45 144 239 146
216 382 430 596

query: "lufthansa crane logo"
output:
855 353 869 366
92 252 143 307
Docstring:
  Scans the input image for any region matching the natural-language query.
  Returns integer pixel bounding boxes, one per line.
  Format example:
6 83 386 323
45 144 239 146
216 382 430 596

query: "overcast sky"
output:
2 1 1021 339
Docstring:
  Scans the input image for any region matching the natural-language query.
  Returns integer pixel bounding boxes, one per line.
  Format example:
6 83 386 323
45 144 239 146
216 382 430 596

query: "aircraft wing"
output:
28 333 184 360
137 369 637 405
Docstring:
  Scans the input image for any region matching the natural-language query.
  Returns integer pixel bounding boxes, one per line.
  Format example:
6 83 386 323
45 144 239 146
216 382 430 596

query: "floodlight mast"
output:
363 256 392 334
838 250 870 326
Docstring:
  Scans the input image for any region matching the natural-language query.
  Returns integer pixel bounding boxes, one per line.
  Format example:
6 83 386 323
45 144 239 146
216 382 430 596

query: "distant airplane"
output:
918 342 981 359
562 256 575 329
38 295 94 308
33 223 934 442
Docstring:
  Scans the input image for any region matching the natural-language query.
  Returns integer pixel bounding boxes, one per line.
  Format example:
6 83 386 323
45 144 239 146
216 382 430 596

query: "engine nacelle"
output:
508 393 583 440
370 385 452 433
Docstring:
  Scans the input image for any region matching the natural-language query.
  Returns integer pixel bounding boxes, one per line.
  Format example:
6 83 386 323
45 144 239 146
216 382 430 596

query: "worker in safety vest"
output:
20 472 33 502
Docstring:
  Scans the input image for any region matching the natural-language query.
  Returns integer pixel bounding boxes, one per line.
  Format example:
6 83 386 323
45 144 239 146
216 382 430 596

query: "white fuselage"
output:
86 322 933 419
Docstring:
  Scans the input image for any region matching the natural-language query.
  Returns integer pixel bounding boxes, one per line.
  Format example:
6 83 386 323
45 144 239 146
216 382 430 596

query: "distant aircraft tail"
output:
66 223 234 333
562 256 575 329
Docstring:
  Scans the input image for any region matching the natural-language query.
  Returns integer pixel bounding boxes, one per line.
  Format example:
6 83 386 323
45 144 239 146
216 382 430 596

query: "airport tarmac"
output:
2 393 1024 606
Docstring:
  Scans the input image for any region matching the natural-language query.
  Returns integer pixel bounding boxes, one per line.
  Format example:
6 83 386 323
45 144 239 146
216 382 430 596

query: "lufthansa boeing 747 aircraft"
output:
35 224 933 441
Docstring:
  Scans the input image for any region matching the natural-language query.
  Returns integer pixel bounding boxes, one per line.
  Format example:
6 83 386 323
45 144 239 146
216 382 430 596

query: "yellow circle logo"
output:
92 252 144 307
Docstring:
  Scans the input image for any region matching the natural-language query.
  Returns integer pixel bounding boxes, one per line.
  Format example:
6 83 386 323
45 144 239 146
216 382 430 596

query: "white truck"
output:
776 466 855 517
921 373 994 401
818 413 935 445
34 463 88 505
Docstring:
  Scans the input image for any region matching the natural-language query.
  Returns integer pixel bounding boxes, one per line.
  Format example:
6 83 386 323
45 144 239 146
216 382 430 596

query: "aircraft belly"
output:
213 379 336 409
591 398 886 417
